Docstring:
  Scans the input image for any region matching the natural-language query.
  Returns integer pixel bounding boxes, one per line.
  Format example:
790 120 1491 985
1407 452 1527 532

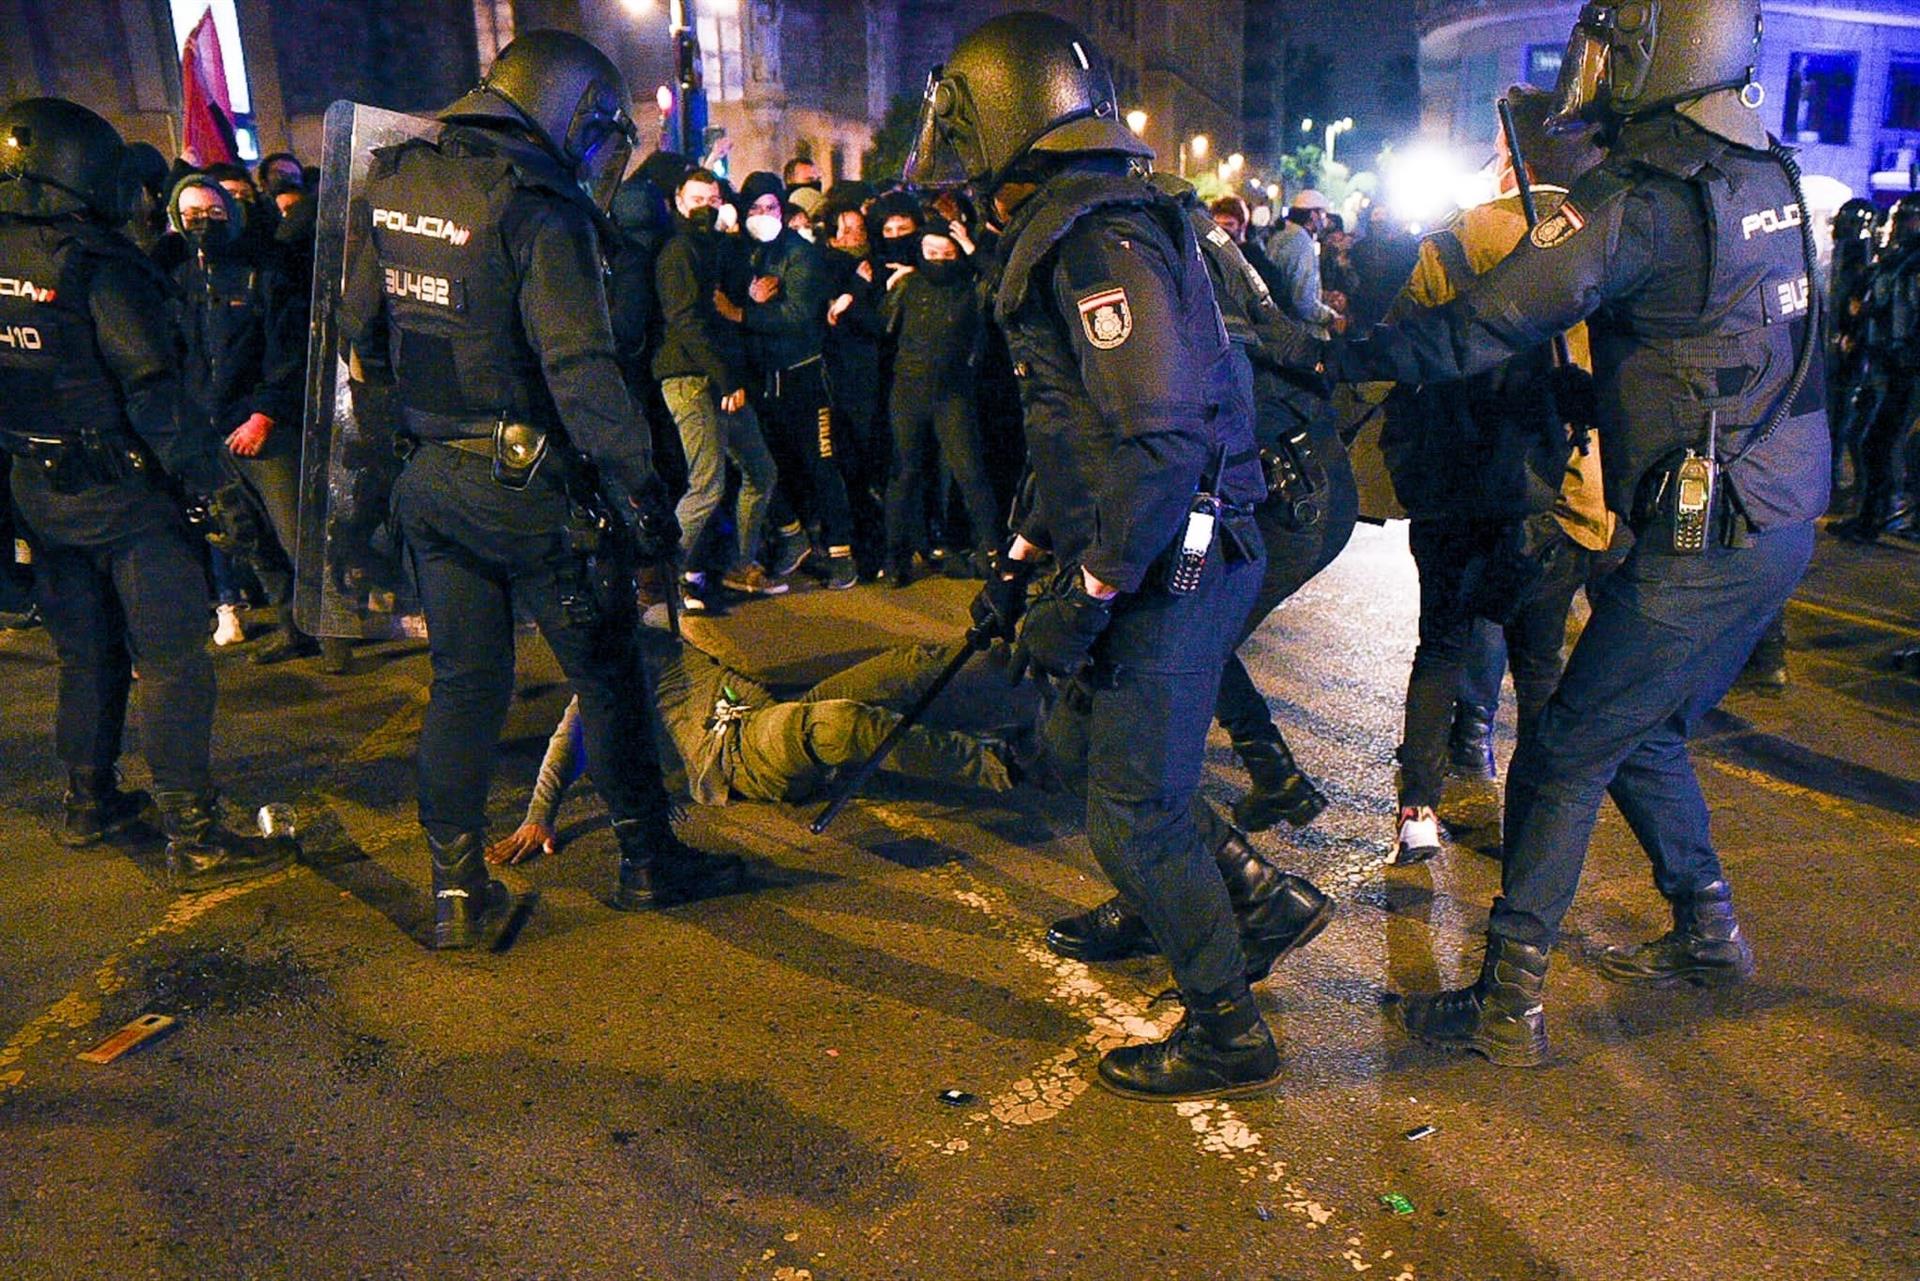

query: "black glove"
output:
1549 364 1597 431
188 478 271 562
969 550 1038 641
1009 573 1113 683
625 473 681 564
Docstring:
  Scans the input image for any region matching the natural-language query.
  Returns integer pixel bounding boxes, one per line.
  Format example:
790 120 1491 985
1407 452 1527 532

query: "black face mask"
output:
877 234 917 267
919 259 963 286
684 206 719 234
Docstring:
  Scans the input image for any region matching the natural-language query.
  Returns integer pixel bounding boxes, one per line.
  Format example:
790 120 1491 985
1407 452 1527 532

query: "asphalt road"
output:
1 522 1916 1280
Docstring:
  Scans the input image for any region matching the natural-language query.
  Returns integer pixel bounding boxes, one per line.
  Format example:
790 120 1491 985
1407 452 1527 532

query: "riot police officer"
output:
340 31 742 949
0 98 295 888
917 12 1294 1101
1826 197 1879 499
1832 196 1920 543
1327 0 1829 1065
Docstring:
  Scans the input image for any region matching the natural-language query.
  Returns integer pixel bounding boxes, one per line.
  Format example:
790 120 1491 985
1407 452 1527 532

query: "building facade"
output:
1418 0 1920 203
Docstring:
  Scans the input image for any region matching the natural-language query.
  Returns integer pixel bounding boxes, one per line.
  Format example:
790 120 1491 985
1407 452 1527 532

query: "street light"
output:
621 0 654 11
1125 109 1148 135
1300 117 1313 133
1227 152 1245 172
1191 133 1210 160
1324 117 1355 167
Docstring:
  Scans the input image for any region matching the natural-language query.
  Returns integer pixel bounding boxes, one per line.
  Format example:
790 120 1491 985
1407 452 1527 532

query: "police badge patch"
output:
1530 201 1588 249
1077 287 1132 349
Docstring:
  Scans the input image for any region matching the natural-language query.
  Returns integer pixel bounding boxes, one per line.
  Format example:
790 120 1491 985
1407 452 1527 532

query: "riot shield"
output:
293 101 440 638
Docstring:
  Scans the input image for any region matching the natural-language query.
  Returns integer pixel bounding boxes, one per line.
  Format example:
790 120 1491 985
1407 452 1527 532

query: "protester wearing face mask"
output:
879 228 999 583
169 174 339 668
821 195 891 565
652 167 786 608
736 171 858 589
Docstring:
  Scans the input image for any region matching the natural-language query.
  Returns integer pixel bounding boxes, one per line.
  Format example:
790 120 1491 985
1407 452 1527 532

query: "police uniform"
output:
1840 226 1920 539
1185 192 1358 829
341 109 723 931
1336 101 1827 1053
993 165 1270 1007
0 98 293 887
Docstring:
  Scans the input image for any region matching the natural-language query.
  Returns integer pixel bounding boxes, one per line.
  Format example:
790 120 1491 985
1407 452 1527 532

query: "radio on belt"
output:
1168 447 1228 597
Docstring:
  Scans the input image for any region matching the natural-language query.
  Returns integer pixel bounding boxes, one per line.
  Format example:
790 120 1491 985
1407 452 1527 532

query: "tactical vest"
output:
364 139 546 432
993 172 1267 558
1580 126 1828 527
0 220 135 445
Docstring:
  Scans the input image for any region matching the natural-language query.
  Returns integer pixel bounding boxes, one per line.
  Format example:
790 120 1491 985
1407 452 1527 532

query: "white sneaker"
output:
213 603 247 646
680 572 711 614
1394 806 1442 865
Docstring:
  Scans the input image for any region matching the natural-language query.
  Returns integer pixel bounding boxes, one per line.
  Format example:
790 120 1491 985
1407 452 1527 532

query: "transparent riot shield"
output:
293 101 440 638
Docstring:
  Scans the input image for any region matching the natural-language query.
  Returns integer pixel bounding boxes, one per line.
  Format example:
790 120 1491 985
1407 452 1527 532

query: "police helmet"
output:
441 29 639 209
904 11 1150 196
1548 0 1763 132
1832 197 1878 241
0 97 129 220
1892 195 1920 249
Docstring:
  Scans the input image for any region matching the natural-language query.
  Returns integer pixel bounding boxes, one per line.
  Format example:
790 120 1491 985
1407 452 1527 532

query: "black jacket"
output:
174 237 307 434
881 258 982 392
651 218 749 398
743 227 833 376
993 166 1264 594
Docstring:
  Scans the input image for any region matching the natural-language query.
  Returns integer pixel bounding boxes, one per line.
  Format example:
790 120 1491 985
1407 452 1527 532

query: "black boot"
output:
609 817 745 910
1597 881 1754 988
156 791 296 893
1044 833 1332 980
1044 898 1159 963
1216 832 1335 982
430 831 530 950
61 767 154 847
1231 738 1328 831
1097 981 1282 1101
251 606 319 665
1393 934 1550 1067
1447 705 1497 780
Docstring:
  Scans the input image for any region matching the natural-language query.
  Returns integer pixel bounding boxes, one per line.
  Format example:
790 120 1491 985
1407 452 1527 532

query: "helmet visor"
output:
1546 15 1613 134
578 108 638 212
904 68 975 188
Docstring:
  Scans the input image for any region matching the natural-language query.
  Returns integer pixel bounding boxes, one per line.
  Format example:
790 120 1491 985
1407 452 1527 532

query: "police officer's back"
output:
1328 0 1828 1066
0 98 294 888
1833 197 1920 541
340 31 742 949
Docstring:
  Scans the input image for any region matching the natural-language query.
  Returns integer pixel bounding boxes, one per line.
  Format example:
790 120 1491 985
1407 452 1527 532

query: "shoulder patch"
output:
1529 201 1588 250
1076 286 1132 350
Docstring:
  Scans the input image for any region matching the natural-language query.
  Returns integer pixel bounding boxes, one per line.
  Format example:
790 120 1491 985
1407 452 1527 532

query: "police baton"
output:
1497 96 1574 373
808 624 992 835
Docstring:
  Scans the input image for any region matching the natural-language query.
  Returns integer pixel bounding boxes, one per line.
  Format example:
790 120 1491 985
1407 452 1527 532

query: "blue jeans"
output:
1490 521 1815 948
661 376 777 571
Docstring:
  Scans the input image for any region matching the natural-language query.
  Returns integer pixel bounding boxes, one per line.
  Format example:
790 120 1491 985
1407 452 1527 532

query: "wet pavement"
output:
1 522 1916 1280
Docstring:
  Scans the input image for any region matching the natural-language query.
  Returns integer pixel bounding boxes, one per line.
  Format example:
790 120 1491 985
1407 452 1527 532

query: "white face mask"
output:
745 212 784 243
795 225 817 243
714 203 739 233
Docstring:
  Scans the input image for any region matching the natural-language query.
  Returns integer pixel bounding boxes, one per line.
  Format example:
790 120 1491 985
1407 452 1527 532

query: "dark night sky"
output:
1266 0 1422 163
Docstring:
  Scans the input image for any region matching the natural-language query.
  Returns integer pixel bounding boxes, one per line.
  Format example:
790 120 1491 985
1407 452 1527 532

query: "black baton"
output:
808 625 992 835
1497 95 1573 373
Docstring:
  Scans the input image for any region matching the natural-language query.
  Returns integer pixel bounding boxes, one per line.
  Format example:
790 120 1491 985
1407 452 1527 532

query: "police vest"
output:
993 173 1268 534
365 139 547 430
1581 126 1828 527
0 220 136 445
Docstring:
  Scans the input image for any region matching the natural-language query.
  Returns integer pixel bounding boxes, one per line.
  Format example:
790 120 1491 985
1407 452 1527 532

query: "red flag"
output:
180 8 237 166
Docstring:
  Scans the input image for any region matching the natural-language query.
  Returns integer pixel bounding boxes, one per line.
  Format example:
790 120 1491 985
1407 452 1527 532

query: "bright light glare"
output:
1190 134 1210 159
1382 144 1478 227
655 84 674 113
1126 109 1148 134
621 0 654 11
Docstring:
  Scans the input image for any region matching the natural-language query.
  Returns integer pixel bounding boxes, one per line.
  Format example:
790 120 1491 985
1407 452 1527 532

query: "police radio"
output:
1658 412 1718 556
1168 447 1229 596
